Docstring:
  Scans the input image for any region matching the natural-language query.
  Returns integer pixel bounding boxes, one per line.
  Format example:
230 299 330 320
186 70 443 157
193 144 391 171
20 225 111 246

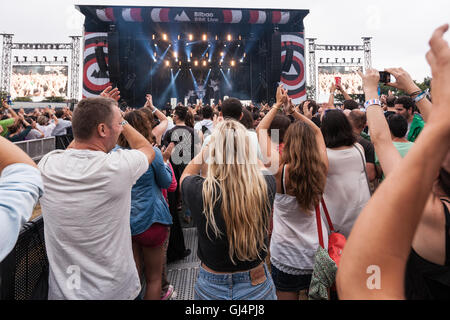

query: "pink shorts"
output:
132 223 169 248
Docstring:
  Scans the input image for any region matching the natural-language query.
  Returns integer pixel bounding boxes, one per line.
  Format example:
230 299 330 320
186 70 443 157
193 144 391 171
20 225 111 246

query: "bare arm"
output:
337 83 352 101
145 95 168 144
121 121 155 165
357 69 402 177
385 68 432 122
337 25 450 299
2 101 18 119
328 83 336 107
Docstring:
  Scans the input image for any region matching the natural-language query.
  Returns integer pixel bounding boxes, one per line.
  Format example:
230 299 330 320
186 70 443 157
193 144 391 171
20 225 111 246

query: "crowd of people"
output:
0 24 449 300
0 103 73 142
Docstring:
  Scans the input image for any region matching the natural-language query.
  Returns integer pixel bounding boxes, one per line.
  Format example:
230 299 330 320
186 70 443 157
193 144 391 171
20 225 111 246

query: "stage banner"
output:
280 33 306 104
82 32 111 98
94 7 295 25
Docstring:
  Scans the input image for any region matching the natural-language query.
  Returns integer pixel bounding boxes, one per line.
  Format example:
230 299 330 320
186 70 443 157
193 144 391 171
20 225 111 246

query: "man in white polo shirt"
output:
38 93 155 300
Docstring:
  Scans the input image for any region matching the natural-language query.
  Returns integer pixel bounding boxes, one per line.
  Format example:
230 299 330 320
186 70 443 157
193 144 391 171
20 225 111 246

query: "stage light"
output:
154 43 158 47
194 60 198 67
154 52 157 57
244 53 246 57
238 44 241 47
239 58 243 63
202 34 207 41
179 61 182 66
152 34 156 40
165 60 170 67
208 58 211 63
188 34 193 41
239 35 242 41
215 35 218 40
202 60 207 67
227 34 232 41
231 60 235 67
190 52 193 58
173 52 177 58
162 34 168 41
178 35 181 40
220 52 224 56
208 44 211 47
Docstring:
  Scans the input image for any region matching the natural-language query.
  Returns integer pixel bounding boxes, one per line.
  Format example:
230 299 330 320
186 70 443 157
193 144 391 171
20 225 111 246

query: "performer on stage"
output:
209 79 220 104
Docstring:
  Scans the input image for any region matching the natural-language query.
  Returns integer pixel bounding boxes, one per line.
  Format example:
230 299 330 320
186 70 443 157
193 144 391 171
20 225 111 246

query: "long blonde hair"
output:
202 120 271 264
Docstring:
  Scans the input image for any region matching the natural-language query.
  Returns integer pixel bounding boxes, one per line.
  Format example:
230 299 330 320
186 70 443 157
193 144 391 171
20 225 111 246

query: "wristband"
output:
413 90 429 103
363 99 381 110
409 90 421 97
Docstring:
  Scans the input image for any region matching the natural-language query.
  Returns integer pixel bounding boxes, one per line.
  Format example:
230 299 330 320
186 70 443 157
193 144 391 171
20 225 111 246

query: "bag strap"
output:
353 144 372 195
321 198 335 232
281 164 286 194
315 197 336 249
315 204 325 249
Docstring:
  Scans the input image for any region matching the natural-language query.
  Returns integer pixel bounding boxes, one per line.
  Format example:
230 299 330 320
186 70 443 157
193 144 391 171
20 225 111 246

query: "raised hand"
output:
384 68 420 95
100 86 121 101
303 101 313 120
425 24 450 133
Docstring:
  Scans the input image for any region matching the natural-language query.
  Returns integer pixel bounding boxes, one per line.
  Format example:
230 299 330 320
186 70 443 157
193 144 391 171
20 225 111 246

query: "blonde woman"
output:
180 120 277 300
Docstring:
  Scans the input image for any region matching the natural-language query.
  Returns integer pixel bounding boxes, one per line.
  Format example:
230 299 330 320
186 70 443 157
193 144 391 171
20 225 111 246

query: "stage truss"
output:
0 34 82 102
306 37 372 101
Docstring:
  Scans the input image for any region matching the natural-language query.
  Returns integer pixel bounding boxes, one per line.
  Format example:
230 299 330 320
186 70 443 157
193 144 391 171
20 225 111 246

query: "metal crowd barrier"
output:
14 137 56 162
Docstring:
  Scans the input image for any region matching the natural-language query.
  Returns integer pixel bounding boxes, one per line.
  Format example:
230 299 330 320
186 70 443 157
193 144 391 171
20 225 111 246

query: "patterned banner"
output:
280 33 306 104
94 7 295 25
82 32 111 98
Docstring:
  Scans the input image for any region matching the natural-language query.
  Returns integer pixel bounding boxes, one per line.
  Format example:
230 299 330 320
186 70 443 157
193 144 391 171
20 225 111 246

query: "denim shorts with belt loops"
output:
194 263 277 300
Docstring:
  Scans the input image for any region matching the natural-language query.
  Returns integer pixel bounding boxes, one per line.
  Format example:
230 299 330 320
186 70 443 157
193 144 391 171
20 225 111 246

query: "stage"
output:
78 6 309 108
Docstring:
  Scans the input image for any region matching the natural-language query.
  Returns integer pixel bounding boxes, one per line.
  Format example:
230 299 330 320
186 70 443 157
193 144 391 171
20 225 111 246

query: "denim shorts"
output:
194 263 277 300
271 264 312 292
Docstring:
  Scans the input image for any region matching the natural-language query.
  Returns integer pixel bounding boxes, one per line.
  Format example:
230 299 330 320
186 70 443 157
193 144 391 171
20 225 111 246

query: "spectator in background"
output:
194 105 214 140
51 108 72 136
347 110 377 183
0 100 18 137
0 136 43 262
394 96 425 142
38 92 155 300
320 109 371 238
6 115 33 142
25 117 45 140
384 96 397 119
117 110 174 300
374 113 415 181
36 108 58 138
163 106 197 263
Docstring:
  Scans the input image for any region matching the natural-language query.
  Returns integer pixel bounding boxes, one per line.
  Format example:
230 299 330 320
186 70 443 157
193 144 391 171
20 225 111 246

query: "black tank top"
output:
404 199 450 299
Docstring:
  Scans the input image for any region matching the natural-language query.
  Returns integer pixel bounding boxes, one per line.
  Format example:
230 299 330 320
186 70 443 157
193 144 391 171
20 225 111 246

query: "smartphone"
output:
335 77 341 86
379 71 391 84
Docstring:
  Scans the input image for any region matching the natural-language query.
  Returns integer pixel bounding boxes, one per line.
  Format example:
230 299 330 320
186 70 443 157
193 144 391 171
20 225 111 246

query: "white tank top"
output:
270 165 328 275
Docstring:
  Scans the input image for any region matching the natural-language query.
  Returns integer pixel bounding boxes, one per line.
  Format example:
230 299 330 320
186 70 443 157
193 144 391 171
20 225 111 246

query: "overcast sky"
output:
0 0 449 82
